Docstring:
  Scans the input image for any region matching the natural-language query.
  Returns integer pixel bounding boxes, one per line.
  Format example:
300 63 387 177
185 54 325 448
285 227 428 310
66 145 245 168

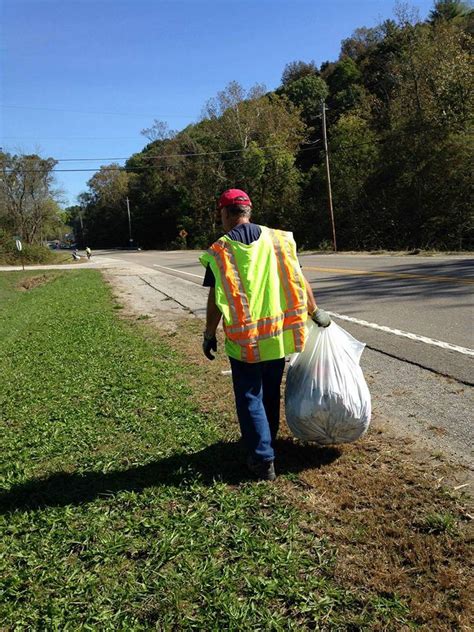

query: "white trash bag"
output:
285 320 371 444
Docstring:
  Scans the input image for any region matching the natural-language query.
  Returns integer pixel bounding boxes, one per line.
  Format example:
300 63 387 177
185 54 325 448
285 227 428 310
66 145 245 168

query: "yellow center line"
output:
303 266 474 285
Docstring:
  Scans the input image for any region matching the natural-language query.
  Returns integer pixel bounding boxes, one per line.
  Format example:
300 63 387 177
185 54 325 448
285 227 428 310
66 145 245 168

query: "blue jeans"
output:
229 357 286 463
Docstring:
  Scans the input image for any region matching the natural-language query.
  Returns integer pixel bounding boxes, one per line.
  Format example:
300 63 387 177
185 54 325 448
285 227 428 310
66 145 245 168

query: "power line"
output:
3 143 320 173
1 155 253 174
5 121 444 165
1 121 452 174
50 142 320 162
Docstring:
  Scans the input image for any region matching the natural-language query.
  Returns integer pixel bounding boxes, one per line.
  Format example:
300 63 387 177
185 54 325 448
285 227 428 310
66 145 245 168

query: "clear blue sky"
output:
1 0 434 206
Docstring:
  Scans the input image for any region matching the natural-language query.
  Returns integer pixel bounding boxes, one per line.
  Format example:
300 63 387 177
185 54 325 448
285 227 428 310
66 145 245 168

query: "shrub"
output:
0 231 62 265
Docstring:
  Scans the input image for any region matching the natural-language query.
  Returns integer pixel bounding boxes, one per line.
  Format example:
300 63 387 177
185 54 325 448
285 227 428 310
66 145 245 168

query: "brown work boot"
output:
247 455 276 481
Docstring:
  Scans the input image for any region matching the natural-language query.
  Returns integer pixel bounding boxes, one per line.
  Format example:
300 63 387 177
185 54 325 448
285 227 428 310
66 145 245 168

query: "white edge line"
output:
153 264 203 279
328 311 474 357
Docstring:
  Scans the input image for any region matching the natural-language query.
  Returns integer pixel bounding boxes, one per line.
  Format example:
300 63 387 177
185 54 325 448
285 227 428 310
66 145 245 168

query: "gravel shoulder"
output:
103 262 473 492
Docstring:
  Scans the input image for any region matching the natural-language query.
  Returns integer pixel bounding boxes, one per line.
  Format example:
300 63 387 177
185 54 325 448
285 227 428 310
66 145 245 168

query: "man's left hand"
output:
202 333 217 360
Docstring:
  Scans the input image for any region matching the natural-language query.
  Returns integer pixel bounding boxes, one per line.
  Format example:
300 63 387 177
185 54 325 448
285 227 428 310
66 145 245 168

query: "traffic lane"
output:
112 251 204 281
299 271 473 383
330 317 473 386
299 253 474 283
305 272 473 349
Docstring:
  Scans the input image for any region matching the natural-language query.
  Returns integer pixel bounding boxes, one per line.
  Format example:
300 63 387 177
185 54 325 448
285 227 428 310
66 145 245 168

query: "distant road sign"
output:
15 239 22 252
179 229 188 238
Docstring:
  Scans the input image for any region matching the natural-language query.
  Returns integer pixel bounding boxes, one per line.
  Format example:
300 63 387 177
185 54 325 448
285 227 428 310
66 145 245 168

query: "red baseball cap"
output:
218 188 252 209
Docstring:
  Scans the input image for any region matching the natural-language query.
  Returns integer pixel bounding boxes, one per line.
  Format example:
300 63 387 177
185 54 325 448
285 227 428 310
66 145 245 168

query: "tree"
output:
279 75 329 127
429 0 472 22
193 87 306 243
281 60 319 86
340 26 383 60
87 164 130 208
118 83 307 249
0 152 63 244
323 57 365 117
326 114 379 248
388 20 473 129
141 120 177 142
78 165 132 247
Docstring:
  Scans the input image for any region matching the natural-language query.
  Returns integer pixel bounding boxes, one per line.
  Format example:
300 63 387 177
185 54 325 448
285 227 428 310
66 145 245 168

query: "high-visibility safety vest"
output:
199 225 308 363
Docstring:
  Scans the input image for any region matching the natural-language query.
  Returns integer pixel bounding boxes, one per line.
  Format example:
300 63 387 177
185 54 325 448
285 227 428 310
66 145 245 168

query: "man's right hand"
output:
202 333 217 360
311 308 332 328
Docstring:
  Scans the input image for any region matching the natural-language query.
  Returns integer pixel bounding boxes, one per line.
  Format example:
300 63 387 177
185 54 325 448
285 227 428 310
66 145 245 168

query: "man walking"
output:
200 189 331 481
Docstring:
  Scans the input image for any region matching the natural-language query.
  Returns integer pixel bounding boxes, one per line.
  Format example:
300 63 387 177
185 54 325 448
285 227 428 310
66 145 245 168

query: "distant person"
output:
86 247 92 260
72 249 81 261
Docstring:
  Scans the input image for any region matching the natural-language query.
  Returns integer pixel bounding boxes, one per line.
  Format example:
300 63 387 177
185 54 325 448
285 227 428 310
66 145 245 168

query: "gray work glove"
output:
311 308 331 328
202 332 217 360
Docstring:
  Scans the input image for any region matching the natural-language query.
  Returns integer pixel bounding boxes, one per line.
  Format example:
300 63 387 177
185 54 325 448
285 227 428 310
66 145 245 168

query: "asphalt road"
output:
95 250 474 386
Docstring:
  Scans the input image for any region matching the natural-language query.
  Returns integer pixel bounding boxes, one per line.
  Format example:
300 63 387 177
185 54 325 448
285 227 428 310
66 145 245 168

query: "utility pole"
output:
126 197 133 247
321 100 337 252
78 211 84 247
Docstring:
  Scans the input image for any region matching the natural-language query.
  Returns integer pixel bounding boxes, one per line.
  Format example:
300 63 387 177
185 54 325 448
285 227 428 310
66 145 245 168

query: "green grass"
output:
0 270 414 629
419 512 458 536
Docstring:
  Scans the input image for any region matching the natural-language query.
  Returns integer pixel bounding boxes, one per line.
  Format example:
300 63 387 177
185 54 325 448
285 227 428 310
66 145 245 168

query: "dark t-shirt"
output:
203 223 262 287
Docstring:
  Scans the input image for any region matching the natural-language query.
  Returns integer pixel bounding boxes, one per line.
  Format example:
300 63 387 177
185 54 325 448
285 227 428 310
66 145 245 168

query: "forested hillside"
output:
68 2 473 251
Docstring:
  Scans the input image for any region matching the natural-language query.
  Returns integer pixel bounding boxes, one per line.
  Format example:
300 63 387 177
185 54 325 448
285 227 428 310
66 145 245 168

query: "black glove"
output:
202 332 217 360
311 308 331 328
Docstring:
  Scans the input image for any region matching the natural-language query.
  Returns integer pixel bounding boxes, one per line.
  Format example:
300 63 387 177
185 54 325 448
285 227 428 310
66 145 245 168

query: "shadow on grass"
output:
0 439 340 513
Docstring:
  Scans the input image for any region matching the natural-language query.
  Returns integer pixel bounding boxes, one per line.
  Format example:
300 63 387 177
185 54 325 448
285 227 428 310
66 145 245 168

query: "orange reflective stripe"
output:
225 306 307 342
283 311 307 328
276 229 301 309
269 229 305 310
242 342 260 363
282 235 306 307
226 306 307 335
227 313 283 335
222 241 252 322
210 241 251 324
224 323 276 346
229 314 282 341
207 244 239 324
270 230 295 308
292 326 306 352
225 313 306 347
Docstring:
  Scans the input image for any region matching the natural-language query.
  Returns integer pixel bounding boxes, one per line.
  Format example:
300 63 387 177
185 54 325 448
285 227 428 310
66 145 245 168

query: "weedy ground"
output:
0 270 471 630
0 249 72 266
